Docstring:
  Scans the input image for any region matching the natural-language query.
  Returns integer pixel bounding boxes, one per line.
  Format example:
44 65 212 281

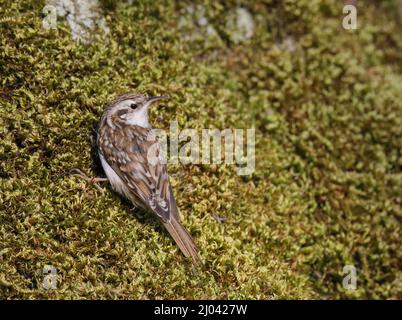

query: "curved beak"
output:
146 95 169 104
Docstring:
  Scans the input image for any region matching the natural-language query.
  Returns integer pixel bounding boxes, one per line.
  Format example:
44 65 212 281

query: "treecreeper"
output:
96 93 200 264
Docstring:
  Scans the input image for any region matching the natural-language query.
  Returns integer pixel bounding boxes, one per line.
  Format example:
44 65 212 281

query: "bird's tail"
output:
163 218 201 265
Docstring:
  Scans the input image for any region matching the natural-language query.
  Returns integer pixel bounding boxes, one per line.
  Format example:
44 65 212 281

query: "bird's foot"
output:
70 168 108 194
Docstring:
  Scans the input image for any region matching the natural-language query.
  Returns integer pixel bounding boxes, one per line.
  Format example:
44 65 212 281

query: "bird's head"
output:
104 93 168 128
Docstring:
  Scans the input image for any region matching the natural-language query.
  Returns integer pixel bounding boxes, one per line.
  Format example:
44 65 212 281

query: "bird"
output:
96 93 200 264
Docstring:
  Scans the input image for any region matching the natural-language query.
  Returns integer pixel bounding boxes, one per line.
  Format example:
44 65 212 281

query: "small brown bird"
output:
97 93 200 263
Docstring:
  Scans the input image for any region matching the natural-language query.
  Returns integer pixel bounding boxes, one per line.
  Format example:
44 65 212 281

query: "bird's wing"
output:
100 124 174 222
99 123 200 263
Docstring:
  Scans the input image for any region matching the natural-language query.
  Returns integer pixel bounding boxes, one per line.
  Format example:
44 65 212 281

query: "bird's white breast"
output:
99 152 127 196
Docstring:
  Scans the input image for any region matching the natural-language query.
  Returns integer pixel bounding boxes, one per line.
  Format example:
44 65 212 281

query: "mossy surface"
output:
0 0 401 299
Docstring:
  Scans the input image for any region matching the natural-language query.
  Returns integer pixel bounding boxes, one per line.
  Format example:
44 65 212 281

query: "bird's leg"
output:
70 168 108 194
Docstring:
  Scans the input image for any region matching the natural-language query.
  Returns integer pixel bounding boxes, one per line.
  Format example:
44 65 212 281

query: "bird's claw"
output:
70 168 108 194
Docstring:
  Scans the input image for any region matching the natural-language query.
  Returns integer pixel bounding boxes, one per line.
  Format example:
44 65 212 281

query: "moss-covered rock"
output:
0 0 401 299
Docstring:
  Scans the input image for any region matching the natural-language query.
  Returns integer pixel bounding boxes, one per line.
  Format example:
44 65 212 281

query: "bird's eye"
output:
130 103 138 110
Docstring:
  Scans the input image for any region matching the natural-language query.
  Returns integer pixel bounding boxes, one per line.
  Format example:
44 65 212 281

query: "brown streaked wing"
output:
100 124 172 222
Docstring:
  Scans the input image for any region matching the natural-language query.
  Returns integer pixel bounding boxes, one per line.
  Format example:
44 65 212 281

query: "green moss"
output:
0 0 401 299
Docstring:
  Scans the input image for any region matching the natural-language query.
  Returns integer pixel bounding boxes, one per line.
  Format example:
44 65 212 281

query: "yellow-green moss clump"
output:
0 0 401 299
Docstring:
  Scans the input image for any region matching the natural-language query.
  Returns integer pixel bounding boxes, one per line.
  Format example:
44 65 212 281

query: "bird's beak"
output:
146 95 169 105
